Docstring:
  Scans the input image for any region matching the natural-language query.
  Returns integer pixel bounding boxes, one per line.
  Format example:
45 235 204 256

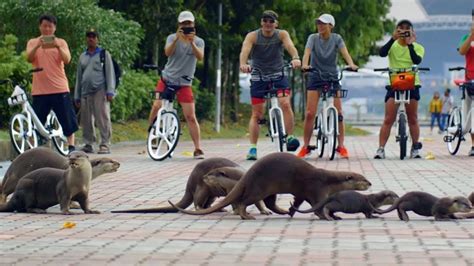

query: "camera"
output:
182 27 195 35
400 31 411 38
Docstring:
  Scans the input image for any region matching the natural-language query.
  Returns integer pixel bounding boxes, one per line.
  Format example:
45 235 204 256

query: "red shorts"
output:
251 89 291 105
156 78 194 103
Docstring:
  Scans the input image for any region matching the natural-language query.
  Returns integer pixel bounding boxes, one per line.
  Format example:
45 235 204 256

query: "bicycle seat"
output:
454 79 466 86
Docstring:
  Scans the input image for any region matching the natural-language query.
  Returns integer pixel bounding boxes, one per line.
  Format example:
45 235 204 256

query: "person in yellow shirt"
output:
428 91 442 134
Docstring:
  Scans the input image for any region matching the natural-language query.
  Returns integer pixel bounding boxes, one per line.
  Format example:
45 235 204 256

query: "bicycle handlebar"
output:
302 66 356 82
449 67 465 71
143 64 159 70
251 63 292 82
373 66 430 73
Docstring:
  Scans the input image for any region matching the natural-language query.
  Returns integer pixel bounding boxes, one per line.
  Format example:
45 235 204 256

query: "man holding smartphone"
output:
457 11 474 156
26 14 78 153
148 10 205 159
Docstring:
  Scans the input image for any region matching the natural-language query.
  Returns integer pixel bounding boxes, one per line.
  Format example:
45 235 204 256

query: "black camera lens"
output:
182 27 195 34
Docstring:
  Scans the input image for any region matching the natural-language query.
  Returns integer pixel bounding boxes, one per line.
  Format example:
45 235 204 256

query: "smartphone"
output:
182 27 195 35
42 35 55 44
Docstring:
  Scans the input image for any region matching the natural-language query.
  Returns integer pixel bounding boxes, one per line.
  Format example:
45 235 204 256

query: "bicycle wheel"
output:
445 107 462 155
9 113 37 154
147 111 180 161
315 113 325 158
327 108 338 160
398 113 407 160
48 112 69 156
271 109 285 152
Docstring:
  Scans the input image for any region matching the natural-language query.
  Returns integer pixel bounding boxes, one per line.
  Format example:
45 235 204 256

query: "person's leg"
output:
333 97 345 147
378 98 397 148
249 103 266 145
180 102 201 149
436 113 442 132
430 113 435 133
278 94 294 136
93 89 112 152
80 93 96 149
51 93 78 149
301 90 320 147
405 100 420 144
148 99 162 126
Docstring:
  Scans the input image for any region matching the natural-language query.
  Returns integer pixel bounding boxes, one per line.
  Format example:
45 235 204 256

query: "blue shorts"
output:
32 92 78 137
306 76 341 91
250 76 290 105
384 86 421 102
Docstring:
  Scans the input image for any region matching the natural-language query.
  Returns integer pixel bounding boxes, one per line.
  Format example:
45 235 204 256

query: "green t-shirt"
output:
388 41 425 85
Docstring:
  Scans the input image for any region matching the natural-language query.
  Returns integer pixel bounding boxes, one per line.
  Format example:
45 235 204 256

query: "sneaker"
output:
81 144 94 153
336 146 349 158
68 145 76 154
193 149 205 159
374 147 385 159
286 136 300 152
410 142 422 159
98 145 110 154
296 146 311 158
246 148 257 160
469 147 474 157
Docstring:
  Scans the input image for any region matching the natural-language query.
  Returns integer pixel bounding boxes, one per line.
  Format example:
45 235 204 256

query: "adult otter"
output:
112 158 269 214
0 151 99 214
0 147 120 203
170 153 372 220
292 190 399 220
375 191 472 221
455 192 474 219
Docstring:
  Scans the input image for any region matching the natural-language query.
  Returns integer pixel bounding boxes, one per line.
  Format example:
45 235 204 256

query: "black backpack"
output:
100 49 122 88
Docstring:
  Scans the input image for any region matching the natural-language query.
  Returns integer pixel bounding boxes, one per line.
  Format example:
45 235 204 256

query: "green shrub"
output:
193 85 216 121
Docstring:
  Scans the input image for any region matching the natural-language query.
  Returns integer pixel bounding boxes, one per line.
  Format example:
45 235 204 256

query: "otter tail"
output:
111 189 194 213
291 196 331 214
371 199 400 214
169 180 244 215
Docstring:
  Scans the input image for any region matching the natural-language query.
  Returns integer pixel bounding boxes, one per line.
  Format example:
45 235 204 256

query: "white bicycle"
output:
145 65 189 161
1 69 69 155
252 65 292 152
444 67 473 155
305 67 353 160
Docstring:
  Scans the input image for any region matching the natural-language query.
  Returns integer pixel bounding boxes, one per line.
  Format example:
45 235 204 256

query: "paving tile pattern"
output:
1 127 473 265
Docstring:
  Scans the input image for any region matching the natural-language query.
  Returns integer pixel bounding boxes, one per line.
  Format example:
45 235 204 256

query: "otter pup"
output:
1 147 120 203
170 153 372 220
376 191 472 221
292 190 399 220
0 151 99 215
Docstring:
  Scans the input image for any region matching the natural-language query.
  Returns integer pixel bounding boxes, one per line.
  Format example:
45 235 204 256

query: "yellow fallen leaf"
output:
425 152 435 160
424 138 434 142
181 151 193 157
62 221 76 229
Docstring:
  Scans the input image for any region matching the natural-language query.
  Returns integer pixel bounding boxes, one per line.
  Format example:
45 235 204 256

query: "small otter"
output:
1 147 120 203
0 151 99 215
454 192 474 219
170 153 372 220
376 191 472 221
292 190 399 220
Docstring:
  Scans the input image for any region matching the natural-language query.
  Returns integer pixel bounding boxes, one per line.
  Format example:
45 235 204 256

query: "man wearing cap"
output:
74 28 115 154
374 19 425 159
26 14 78 153
148 10 205 159
297 13 358 159
239 10 301 160
457 19 474 156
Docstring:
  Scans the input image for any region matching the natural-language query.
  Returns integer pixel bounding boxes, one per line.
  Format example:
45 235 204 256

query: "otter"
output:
291 190 399 220
375 191 472 221
0 147 120 203
112 158 269 214
455 192 474 219
170 153 372 220
0 151 99 214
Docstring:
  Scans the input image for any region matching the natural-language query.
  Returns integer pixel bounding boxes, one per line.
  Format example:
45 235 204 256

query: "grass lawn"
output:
0 118 370 143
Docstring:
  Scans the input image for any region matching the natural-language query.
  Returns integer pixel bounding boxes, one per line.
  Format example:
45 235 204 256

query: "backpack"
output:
100 49 122 89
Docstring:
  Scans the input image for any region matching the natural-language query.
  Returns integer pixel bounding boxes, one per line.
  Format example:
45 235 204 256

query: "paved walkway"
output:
1 127 473 265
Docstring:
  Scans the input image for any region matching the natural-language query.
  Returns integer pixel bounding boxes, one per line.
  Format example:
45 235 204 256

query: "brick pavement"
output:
0 127 473 265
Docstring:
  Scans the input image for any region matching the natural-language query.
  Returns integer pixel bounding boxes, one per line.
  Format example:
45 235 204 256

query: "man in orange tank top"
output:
26 14 78 153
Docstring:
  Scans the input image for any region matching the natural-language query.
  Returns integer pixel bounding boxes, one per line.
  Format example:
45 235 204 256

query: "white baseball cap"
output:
317 13 335 27
178 11 195 23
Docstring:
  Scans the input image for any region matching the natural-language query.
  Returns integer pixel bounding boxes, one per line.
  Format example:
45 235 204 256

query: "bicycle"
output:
252 64 293 152
374 66 430 160
303 67 352 160
443 67 473 155
1 69 69 155
144 65 190 161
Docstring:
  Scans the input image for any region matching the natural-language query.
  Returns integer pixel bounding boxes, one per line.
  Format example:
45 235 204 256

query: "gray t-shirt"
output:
250 29 284 76
305 33 345 81
162 34 205 86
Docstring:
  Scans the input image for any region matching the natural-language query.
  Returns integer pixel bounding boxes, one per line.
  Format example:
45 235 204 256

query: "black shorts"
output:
306 79 341 91
32 92 78 137
384 86 421 103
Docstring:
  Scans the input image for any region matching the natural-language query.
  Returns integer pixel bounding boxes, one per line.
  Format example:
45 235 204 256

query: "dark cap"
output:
86 28 99 37
396 19 413 28
262 10 278 21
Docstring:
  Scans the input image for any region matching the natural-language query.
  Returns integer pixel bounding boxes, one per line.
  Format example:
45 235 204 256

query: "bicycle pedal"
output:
307 145 316 151
443 136 453 143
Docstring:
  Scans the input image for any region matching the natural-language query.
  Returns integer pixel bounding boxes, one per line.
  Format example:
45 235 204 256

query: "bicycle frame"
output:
268 94 286 140
447 88 473 136
393 90 411 139
315 90 338 138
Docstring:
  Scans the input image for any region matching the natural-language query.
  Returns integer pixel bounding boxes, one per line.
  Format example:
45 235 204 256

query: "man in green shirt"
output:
374 20 425 159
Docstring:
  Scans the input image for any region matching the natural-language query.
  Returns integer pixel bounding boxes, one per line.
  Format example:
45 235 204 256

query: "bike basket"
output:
7 93 27 106
390 72 415 91
330 89 348 98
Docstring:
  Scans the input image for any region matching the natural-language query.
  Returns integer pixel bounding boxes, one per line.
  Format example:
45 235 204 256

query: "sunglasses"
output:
262 18 275 24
